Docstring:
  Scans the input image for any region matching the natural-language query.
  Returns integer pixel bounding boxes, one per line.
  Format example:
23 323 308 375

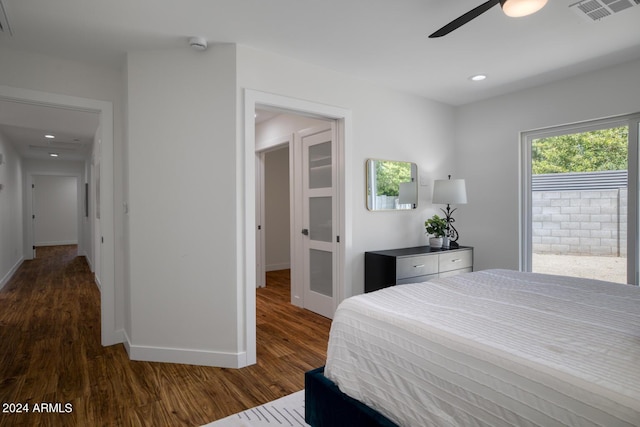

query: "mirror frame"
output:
366 158 418 211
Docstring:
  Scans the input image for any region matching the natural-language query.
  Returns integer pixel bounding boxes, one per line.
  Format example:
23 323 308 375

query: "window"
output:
521 114 640 285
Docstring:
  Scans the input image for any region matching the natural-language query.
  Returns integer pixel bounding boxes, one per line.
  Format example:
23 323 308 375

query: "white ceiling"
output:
0 99 99 161
1 0 640 159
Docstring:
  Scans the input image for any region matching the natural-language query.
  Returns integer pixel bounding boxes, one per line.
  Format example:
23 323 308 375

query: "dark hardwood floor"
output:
0 246 331 426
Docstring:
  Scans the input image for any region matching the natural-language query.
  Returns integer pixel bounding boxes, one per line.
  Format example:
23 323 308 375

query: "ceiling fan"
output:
429 0 548 38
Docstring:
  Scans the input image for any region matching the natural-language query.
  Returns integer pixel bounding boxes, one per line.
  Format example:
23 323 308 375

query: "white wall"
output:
256 114 329 149
238 45 456 299
12 41 634 370
0 46 124 341
264 146 290 271
256 113 332 272
0 130 23 289
22 159 86 257
455 58 640 271
120 42 456 367
125 45 240 366
33 175 78 246
10 40 632 369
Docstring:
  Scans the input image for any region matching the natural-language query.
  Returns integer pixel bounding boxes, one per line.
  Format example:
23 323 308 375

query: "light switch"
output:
420 172 430 187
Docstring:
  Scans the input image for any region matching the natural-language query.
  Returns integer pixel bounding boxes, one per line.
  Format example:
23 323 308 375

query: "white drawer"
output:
396 255 439 280
439 250 473 273
397 273 439 285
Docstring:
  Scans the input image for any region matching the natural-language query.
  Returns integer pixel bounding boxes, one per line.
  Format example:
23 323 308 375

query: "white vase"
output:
429 237 443 248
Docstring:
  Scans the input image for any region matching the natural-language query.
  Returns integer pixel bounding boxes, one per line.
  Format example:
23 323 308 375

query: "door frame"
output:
0 85 118 346
520 112 640 284
30 173 83 253
243 89 352 366
255 135 293 288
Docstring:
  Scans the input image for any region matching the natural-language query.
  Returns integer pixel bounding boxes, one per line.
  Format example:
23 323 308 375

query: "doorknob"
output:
301 228 309 236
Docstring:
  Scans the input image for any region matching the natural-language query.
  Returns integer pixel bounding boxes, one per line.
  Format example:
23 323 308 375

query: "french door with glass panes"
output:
301 127 338 318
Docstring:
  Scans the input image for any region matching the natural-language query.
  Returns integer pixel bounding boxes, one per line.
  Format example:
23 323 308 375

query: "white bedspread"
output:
325 269 640 427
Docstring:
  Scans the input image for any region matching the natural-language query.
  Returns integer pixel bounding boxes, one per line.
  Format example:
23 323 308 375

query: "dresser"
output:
364 246 473 293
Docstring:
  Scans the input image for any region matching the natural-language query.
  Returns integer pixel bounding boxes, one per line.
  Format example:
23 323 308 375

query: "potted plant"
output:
425 214 448 248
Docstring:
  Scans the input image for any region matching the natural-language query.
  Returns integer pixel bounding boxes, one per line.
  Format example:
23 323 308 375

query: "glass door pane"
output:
310 249 333 297
531 126 628 284
309 141 331 189
301 127 337 318
310 197 332 242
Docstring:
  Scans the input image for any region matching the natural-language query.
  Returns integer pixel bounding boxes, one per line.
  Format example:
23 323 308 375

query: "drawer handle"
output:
413 264 425 268
450 259 462 263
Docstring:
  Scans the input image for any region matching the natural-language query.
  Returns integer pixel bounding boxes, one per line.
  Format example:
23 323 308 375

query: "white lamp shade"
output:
501 0 548 18
432 179 467 205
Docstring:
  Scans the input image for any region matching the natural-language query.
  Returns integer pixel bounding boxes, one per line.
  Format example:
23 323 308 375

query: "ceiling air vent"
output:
569 0 640 22
0 0 12 35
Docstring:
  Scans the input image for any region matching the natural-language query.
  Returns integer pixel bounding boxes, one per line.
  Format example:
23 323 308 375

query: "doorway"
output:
243 89 352 367
521 113 640 285
257 144 291 289
0 85 117 346
32 174 80 257
255 112 336 318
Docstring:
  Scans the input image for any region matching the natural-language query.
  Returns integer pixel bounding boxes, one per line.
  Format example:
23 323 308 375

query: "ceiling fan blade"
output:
429 0 501 38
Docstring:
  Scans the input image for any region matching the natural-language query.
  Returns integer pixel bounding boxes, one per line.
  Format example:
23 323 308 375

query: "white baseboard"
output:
84 254 94 273
0 256 24 291
266 262 291 272
112 328 125 345
123 330 246 367
94 273 102 291
35 240 78 247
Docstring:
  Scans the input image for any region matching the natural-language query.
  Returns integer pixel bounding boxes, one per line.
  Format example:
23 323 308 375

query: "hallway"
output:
0 246 330 426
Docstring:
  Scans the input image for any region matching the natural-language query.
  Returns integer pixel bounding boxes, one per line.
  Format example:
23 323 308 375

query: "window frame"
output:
520 113 640 285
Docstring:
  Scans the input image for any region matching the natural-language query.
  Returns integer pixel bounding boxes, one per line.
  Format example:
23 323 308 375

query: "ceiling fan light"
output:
501 0 548 18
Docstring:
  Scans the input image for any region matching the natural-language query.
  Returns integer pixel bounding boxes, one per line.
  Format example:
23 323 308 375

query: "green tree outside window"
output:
532 127 628 174
375 161 412 196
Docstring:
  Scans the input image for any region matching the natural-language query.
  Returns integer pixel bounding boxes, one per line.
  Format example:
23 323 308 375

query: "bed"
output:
305 269 640 427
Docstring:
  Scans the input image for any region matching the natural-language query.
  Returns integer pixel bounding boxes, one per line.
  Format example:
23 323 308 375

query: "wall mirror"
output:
366 159 418 211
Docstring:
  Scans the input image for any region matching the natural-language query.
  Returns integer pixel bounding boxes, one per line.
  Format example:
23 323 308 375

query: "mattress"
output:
324 269 640 427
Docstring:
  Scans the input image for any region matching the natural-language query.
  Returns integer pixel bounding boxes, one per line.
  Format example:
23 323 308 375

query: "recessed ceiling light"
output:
45 134 55 139
49 153 59 157
469 74 487 82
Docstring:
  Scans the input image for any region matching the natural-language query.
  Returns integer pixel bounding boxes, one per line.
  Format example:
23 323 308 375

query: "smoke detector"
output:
189 36 208 51
569 0 640 22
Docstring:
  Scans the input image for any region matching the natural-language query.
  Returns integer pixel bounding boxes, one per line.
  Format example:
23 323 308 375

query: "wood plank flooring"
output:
0 246 331 426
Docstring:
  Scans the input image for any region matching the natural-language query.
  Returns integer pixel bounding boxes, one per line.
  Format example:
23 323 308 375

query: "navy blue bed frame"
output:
304 366 399 427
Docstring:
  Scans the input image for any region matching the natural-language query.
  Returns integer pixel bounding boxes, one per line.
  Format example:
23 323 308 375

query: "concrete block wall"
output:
532 188 627 257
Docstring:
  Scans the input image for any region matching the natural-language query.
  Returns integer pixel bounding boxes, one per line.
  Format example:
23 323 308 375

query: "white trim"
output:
290 133 302 307
0 85 119 345
122 330 243 368
0 256 23 291
256 133 293 153
628 114 640 285
256 152 266 288
34 240 79 246
242 89 352 367
94 272 102 291
84 254 94 273
266 263 292 271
